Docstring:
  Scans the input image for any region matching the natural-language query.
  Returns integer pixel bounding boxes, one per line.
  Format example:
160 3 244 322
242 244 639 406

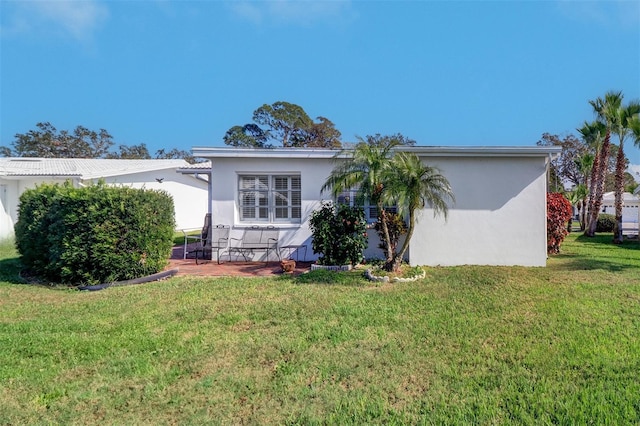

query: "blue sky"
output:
1 1 639 163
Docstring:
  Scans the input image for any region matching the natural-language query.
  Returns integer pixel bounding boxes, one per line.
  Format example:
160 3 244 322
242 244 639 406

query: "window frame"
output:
336 189 397 223
238 174 301 224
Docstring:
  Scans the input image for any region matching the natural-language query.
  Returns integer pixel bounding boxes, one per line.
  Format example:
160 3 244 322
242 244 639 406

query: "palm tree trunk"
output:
586 132 610 236
613 140 626 244
386 210 416 272
584 150 600 235
378 207 394 263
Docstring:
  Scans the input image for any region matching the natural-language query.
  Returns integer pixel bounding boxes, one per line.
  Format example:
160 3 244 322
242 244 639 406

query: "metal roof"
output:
0 158 190 179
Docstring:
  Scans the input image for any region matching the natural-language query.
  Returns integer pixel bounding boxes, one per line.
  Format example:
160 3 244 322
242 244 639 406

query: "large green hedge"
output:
15 181 175 285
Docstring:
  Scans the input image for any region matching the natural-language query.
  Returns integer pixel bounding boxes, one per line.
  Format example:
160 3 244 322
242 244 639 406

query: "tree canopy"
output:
224 101 342 148
1 122 196 163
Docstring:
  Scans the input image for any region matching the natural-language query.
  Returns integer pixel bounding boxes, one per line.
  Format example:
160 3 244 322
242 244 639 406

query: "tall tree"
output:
1 123 197 162
584 92 620 237
577 121 606 234
2 122 114 158
224 101 342 148
253 101 313 147
536 133 589 189
106 143 151 159
573 153 594 231
155 148 196 164
383 152 454 272
610 97 640 243
223 124 270 148
298 116 342 148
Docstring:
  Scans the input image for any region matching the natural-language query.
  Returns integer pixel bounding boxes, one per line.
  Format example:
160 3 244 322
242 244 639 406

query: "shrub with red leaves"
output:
547 192 573 254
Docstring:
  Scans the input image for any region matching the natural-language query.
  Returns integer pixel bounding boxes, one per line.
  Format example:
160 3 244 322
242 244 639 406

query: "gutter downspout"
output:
208 167 214 261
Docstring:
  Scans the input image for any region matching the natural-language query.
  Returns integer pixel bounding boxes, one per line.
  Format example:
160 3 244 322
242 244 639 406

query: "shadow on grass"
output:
293 269 368 286
554 233 640 272
551 253 636 272
0 256 26 284
574 233 640 250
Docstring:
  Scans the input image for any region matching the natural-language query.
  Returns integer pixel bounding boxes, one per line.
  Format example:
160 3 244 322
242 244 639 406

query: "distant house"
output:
0 158 209 240
599 191 640 234
191 146 560 267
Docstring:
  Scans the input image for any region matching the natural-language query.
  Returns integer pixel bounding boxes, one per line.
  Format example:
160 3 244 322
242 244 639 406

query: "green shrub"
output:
309 201 367 266
596 213 615 233
15 181 175 285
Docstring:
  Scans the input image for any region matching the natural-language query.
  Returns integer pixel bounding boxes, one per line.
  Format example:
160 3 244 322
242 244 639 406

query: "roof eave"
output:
191 146 562 159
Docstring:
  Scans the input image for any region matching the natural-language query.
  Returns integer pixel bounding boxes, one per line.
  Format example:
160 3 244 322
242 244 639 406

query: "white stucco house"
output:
0 158 209 240
192 146 560 267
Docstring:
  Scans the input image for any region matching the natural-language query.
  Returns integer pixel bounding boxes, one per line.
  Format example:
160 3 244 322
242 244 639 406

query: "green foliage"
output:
547 192 573 254
596 213 616 232
1 122 197 162
2 122 114 158
309 201 367 266
14 181 175 285
224 101 342 148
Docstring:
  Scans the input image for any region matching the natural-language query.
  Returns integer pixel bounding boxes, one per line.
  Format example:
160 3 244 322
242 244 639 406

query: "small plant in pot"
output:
309 202 367 269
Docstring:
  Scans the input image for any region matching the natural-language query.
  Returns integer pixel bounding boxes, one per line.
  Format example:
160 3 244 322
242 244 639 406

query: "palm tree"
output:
577 121 606 235
610 99 640 243
585 92 622 237
573 153 593 231
321 139 400 263
565 185 587 232
382 152 454 272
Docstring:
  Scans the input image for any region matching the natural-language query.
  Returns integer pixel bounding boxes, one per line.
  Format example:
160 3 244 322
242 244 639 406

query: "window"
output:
239 175 301 222
336 189 397 222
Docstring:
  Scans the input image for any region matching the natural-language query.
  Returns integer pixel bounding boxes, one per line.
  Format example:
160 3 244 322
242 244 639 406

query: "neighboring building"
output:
0 158 209 240
192 146 560 267
600 191 640 234
600 191 640 221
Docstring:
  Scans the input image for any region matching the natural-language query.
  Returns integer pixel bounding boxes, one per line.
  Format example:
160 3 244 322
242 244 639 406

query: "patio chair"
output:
182 214 230 264
228 225 280 262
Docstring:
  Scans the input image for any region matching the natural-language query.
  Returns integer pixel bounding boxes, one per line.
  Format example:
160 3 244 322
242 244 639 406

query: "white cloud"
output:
230 0 354 26
2 0 109 41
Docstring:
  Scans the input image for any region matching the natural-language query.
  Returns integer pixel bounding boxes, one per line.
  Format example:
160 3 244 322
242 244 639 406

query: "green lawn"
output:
1 234 639 424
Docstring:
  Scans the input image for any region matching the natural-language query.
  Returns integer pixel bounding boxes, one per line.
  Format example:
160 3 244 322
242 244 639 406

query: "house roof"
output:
191 146 562 159
601 191 640 203
176 161 212 173
0 158 190 179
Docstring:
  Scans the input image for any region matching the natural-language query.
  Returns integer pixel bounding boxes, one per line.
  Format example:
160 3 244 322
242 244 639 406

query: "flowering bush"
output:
547 192 573 254
309 202 367 266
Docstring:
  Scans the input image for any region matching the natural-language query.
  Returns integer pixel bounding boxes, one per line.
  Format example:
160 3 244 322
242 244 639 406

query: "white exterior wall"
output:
0 176 79 240
0 171 207 240
0 181 16 240
206 151 550 266
408 156 548 266
209 156 331 261
96 170 208 230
